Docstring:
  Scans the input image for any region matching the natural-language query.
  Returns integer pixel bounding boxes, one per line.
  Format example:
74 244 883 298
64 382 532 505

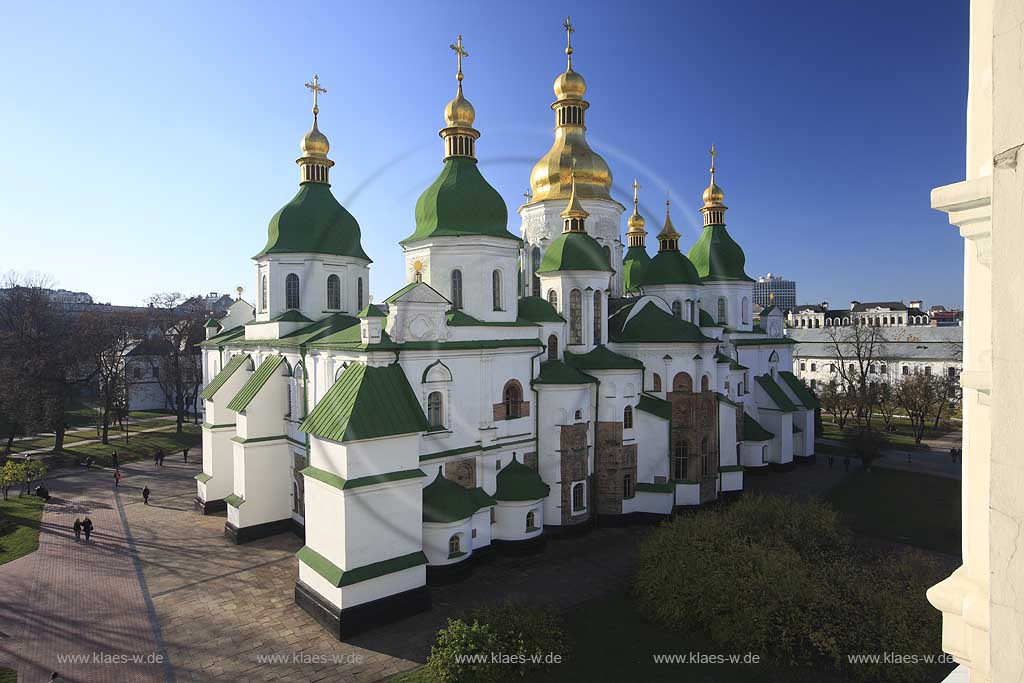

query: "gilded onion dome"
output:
528 17 615 205
687 146 753 282
639 197 701 287
622 179 651 294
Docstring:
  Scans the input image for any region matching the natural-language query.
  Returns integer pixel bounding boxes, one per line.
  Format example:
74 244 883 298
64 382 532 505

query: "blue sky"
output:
0 0 969 308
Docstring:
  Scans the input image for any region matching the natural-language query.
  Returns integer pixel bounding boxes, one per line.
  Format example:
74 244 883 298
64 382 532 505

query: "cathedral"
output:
195 22 816 638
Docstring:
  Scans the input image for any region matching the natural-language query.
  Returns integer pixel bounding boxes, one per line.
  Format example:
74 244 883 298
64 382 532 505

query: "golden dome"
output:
300 119 330 159
560 170 589 221
444 84 476 128
627 178 646 233
702 180 725 207
657 199 680 240
529 128 613 203
554 69 586 100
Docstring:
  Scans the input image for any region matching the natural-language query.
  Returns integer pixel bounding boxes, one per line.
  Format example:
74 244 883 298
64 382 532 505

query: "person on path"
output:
182 447 190 463
827 454 834 468
111 451 119 469
73 518 82 542
957 447 963 462
153 450 159 466
82 517 93 541
143 486 150 505
114 469 121 487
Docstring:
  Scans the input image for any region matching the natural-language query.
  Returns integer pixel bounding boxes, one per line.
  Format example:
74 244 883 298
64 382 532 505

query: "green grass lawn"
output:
0 493 45 565
0 666 17 683
7 416 189 456
60 425 201 468
828 468 961 555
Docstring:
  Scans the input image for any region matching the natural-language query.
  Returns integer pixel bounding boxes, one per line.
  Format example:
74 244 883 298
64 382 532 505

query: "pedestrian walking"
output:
73 518 82 542
114 469 121 487
111 451 119 469
157 449 165 467
907 451 913 463
143 486 150 505
827 454 834 468
153 450 159 466
82 517 93 542
950 447 956 463
182 447 190 463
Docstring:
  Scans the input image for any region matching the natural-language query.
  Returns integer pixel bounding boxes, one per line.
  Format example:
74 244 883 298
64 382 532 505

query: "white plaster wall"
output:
255 253 370 322
538 272 612 351
341 480 424 569
423 519 473 566
721 469 743 492
634 491 673 515
718 403 739 467
675 482 701 506
471 508 493 550
635 410 669 485
199 425 235 501
310 434 420 481
494 499 544 541
232 439 293 528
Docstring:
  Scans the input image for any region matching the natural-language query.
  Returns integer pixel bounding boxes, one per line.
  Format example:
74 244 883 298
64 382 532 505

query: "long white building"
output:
194 27 816 638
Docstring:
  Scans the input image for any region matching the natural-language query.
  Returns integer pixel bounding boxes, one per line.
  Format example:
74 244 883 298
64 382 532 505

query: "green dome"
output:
687 224 753 282
639 250 702 287
537 231 612 274
255 183 370 261
422 469 479 523
403 157 517 244
493 456 550 501
622 246 651 294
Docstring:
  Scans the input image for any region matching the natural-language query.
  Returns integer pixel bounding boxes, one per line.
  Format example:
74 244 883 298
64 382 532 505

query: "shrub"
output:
634 495 945 682
426 601 568 682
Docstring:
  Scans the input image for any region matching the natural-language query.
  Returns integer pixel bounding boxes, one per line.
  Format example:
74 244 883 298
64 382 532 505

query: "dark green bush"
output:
426 601 568 682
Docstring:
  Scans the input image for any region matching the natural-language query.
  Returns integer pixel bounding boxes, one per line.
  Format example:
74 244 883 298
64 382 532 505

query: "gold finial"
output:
627 179 646 236
665 191 671 215
305 74 327 117
709 143 717 178
235 286 243 299
563 16 575 70
561 159 589 225
701 143 726 213
524 188 533 202
770 291 775 303
632 179 641 210
450 34 469 83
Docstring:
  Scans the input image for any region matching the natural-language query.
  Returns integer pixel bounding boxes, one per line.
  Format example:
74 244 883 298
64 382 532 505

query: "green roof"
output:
699 308 721 327
742 413 774 441
226 355 286 412
759 304 779 316
357 304 387 318
622 246 651 294
199 353 251 401
637 393 671 420
301 466 425 491
204 318 222 329
730 337 799 346
403 156 517 244
299 363 429 442
468 487 496 509
422 468 482 523
687 224 753 282
533 360 597 386
778 371 820 409
493 456 550 501
384 280 449 305
716 391 741 408
279 313 360 346
246 309 313 325
755 374 798 412
537 231 612 273
200 325 246 347
614 302 713 344
639 250 702 286
255 182 370 261
296 546 427 588
713 352 732 364
565 345 643 371
517 296 565 323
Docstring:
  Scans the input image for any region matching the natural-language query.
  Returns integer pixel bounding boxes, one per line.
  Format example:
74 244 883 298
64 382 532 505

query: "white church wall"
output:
423 518 474 566
494 498 544 541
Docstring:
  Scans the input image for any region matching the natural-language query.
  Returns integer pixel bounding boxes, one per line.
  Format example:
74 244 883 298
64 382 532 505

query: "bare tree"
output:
146 293 207 433
932 368 963 432
875 378 897 432
818 380 854 429
823 322 891 431
80 311 139 444
895 373 946 444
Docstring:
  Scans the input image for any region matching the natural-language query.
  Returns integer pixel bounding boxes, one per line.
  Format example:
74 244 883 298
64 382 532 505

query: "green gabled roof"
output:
699 309 721 327
443 309 538 327
713 352 732 364
637 393 671 420
226 355 286 412
199 353 251 401
639 249 702 286
613 301 714 344
493 456 549 502
742 413 774 441
468 487 496 509
778 371 820 409
622 246 651 294
730 337 798 346
256 182 371 261
247 309 314 325
537 231 612 273
533 360 597 386
755 374 798 412
730 360 748 371
200 325 246 347
422 468 481 523
716 391 741 408
384 280 450 305
280 313 360 346
759 304 779 316
687 224 753 282
300 363 429 442
564 345 643 371
358 304 387 318
404 157 517 245
204 318 222 329
517 296 565 323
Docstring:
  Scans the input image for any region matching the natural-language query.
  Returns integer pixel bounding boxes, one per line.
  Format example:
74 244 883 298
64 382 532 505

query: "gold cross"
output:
709 143 717 175
450 35 469 82
523 188 533 201
563 16 575 68
305 74 327 115
632 178 641 206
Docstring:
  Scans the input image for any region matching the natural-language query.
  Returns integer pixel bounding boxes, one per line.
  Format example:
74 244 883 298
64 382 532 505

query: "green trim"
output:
199 353 251 400
231 434 287 445
296 545 344 586
201 422 236 430
419 437 537 462
301 466 426 491
730 337 798 346
755 375 798 412
637 394 671 420
448 551 468 560
525 526 541 533
194 472 212 483
339 550 428 587
635 482 673 493
224 493 245 508
226 355 286 412
778 370 820 409
199 325 246 348
719 465 745 473
384 280 450 305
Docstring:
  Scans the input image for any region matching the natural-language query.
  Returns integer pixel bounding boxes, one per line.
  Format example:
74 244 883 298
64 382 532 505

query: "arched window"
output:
673 443 689 480
448 534 460 555
810 363 817 372
547 334 559 361
603 245 612 270
672 300 682 319
451 270 463 310
761 445 768 464
547 289 558 309
572 482 585 511
685 299 694 322
652 373 662 392
427 391 444 428
700 438 709 476
569 289 582 344
623 473 634 499
285 274 300 309
672 372 693 393
357 277 364 311
531 247 541 297
260 274 268 312
800 362 806 371
526 510 537 530
492 270 503 311
293 365 306 419
326 274 341 310
700 375 710 392
717 297 728 325
594 290 602 342
742 297 749 324
574 409 583 420
623 405 633 429
503 380 523 419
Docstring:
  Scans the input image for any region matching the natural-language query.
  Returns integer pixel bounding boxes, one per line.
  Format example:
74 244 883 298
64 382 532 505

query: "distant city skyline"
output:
0 1 969 307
